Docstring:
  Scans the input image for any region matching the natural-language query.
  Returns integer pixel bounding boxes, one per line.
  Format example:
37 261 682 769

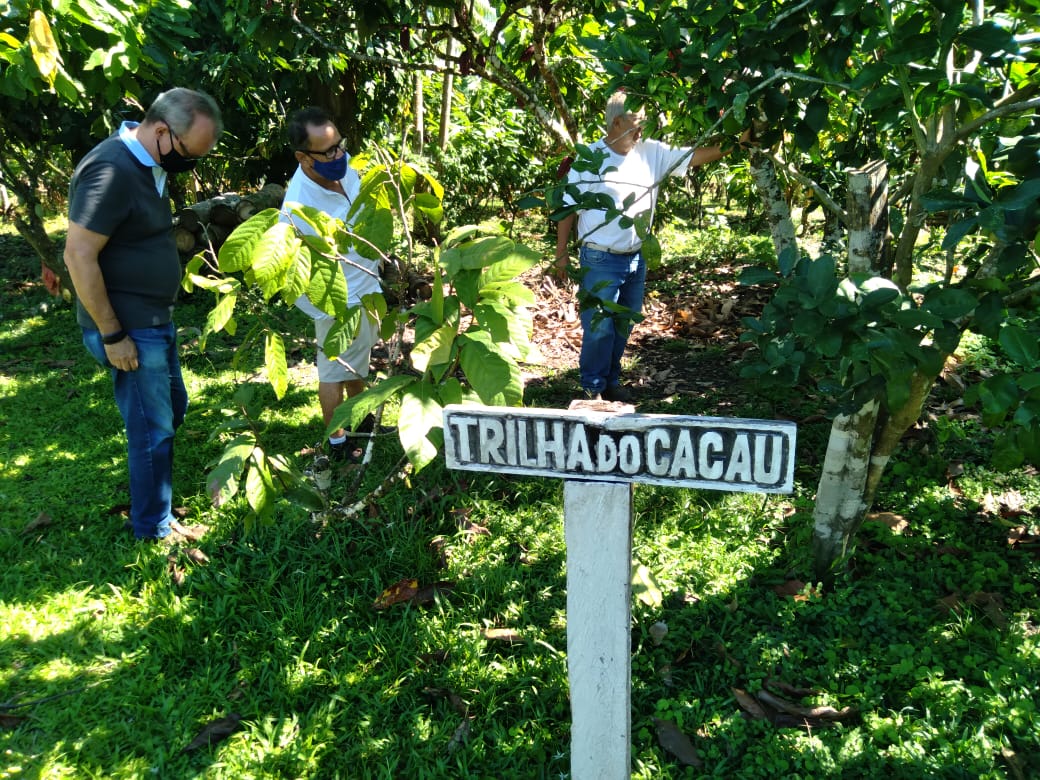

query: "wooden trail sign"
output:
442 404 797 778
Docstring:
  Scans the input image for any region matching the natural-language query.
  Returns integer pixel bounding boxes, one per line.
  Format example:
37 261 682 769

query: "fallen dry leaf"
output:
756 689 855 721
772 579 820 601
417 649 450 667
422 686 469 716
865 511 909 534
373 578 420 610
21 511 53 535
0 713 26 730
167 555 186 587
654 718 702 767
180 713 243 754
446 718 471 754
184 547 210 565
482 627 522 643
411 581 455 606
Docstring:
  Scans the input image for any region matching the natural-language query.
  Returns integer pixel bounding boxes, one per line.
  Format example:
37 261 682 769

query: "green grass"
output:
2 223 1039 778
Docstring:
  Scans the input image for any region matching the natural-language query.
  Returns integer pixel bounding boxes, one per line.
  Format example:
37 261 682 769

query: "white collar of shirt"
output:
118 121 166 195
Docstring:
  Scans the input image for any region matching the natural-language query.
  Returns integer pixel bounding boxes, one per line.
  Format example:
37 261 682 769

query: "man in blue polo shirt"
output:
64 88 222 543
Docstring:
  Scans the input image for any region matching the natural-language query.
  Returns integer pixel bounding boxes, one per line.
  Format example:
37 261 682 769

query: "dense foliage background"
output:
2 1 1039 776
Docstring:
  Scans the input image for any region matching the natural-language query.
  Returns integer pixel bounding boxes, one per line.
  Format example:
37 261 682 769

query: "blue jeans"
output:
578 246 646 393
83 323 187 540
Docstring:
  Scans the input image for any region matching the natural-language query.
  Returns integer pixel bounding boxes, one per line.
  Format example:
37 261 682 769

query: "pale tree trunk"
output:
811 398 879 576
413 72 425 153
748 149 798 264
846 160 890 276
810 162 945 579
438 40 456 151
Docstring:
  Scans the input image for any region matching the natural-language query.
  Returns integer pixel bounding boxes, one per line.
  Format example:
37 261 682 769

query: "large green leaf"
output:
282 246 313 306
306 256 348 318
327 374 417 437
411 321 457 373
321 307 361 363
479 244 541 288
264 330 288 400
398 382 443 472
249 221 299 301
478 280 537 307
440 236 514 276
244 449 276 519
218 209 280 272
206 433 255 508
351 206 394 259
921 287 978 320
458 332 518 405
204 290 238 339
1000 324 1039 368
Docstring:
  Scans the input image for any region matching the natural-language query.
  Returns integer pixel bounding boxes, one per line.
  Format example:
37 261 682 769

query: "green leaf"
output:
641 235 662 270
958 22 1017 56
999 324 1039 368
244 450 276 518
920 189 977 213
321 308 362 362
411 321 457 373
205 291 238 337
282 246 313 305
479 245 541 288
218 209 281 272
977 374 1020 426
739 266 779 286
806 255 837 302
206 433 255 508
414 192 443 225
250 222 299 300
398 383 443 472
631 562 663 608
306 256 348 318
351 206 394 259
440 236 514 276
921 287 977 320
458 333 517 405
478 280 536 307
327 374 417 436
264 331 288 400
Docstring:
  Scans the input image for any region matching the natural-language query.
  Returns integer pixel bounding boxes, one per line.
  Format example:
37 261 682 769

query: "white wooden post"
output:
442 405 796 778
565 480 633 779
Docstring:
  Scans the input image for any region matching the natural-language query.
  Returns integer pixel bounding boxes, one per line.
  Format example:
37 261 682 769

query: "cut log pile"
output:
174 182 286 260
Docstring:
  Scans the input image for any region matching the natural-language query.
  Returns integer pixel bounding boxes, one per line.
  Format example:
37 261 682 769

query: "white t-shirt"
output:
564 138 694 252
281 162 381 317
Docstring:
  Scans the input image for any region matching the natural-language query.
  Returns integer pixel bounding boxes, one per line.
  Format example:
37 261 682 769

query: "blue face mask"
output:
312 155 347 181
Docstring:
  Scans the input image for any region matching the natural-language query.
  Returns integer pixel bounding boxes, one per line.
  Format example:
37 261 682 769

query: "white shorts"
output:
314 314 378 383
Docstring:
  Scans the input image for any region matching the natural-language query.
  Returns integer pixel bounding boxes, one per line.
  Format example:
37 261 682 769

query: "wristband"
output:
102 329 127 345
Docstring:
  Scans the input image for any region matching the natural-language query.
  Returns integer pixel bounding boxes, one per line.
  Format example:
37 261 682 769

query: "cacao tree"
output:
186 150 540 517
578 0 1040 577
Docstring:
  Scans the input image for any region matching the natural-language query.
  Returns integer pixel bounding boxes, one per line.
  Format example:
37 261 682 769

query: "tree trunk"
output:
438 39 456 151
810 165 946 579
811 398 880 580
847 161 890 276
748 150 798 265
414 72 425 153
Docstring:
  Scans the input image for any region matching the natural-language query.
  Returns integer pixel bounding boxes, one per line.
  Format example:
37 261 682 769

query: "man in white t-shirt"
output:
554 92 744 402
281 107 381 460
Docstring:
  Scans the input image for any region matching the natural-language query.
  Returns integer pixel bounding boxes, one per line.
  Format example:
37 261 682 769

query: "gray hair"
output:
604 91 645 131
145 88 223 138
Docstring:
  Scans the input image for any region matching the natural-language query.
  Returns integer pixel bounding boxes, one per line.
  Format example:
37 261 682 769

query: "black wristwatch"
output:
101 329 127 345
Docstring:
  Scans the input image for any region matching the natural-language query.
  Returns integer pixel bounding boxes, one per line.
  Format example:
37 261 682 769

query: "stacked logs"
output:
174 182 286 260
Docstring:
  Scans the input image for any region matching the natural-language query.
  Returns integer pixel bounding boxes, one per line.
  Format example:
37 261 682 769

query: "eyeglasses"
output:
165 122 203 161
300 139 347 162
